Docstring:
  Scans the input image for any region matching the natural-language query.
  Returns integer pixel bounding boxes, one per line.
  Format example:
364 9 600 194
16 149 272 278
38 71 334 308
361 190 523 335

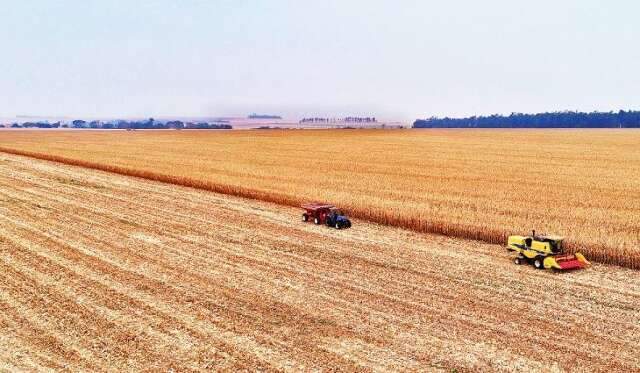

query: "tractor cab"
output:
329 208 344 220
327 208 351 229
519 232 564 254
536 235 563 253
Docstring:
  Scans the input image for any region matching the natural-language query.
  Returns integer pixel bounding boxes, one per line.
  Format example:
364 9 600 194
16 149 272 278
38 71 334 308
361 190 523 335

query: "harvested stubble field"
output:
0 129 639 269
1 153 640 371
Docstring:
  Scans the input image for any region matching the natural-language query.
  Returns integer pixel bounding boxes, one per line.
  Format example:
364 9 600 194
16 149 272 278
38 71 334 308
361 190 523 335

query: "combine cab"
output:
301 203 351 229
507 230 589 270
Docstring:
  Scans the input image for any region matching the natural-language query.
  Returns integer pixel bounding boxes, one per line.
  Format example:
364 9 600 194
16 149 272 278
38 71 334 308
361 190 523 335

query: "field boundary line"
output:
0 146 635 270
0 146 301 205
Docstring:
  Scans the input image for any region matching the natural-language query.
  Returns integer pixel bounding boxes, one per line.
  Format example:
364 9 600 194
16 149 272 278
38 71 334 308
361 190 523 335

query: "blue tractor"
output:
302 203 352 229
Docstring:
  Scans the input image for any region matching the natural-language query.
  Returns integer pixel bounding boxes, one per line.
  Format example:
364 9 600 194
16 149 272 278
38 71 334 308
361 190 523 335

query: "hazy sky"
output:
1 0 639 120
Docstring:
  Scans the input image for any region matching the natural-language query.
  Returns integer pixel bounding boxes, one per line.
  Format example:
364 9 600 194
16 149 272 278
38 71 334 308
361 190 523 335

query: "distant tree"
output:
166 120 184 129
11 123 21 128
72 120 87 128
22 122 53 128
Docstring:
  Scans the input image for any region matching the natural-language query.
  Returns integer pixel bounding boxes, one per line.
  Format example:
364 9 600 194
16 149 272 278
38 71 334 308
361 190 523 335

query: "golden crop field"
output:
1 153 639 371
1 129 639 269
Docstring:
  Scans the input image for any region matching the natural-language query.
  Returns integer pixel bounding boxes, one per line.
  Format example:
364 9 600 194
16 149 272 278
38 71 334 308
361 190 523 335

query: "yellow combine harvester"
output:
507 230 590 270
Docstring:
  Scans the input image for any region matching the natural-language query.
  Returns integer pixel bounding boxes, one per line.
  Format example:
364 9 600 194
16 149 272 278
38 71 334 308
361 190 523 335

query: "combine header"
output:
301 203 351 229
507 230 589 270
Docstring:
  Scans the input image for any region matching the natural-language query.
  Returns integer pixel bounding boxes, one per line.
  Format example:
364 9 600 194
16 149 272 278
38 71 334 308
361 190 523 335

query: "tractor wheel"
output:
533 257 545 269
302 214 308 222
514 257 523 265
314 217 320 225
335 222 341 229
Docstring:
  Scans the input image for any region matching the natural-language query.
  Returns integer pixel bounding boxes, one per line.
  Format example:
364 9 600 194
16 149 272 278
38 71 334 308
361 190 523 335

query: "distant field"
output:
1 129 639 268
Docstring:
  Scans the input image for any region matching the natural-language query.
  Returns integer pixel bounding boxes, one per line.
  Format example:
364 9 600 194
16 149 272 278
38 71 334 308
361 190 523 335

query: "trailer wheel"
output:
533 257 544 269
302 214 308 222
514 257 523 265
314 217 320 225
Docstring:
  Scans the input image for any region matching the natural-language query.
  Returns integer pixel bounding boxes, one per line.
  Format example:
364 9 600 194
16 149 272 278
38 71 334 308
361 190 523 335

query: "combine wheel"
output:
302 214 308 222
533 257 545 269
514 257 523 265
314 217 320 225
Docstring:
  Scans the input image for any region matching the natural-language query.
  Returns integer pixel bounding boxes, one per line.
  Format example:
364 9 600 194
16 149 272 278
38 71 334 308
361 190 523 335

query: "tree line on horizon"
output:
4 118 232 130
413 110 640 128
